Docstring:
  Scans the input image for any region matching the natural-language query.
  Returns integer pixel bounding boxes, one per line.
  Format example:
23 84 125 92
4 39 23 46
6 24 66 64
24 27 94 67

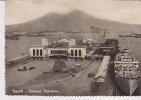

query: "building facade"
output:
29 46 86 59
29 46 47 58
29 39 87 59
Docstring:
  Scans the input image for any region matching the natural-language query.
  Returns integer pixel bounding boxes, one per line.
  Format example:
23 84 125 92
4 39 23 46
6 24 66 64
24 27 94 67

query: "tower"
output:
41 38 49 46
69 39 76 46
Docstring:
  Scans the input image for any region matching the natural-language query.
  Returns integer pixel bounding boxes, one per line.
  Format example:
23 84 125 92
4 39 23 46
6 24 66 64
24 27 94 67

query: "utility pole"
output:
45 73 47 89
103 29 107 43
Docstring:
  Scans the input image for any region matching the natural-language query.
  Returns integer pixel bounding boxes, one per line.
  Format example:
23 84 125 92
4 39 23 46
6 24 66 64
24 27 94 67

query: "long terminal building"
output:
29 38 87 59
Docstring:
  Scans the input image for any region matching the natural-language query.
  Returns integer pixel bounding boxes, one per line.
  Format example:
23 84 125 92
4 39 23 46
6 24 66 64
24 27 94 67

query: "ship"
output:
114 48 141 95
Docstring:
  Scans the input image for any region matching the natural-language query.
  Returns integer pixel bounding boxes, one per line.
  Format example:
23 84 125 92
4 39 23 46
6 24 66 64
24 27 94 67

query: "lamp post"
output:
44 73 47 89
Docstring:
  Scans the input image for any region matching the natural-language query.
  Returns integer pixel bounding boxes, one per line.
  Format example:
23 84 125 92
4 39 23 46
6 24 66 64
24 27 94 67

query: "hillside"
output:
6 10 141 34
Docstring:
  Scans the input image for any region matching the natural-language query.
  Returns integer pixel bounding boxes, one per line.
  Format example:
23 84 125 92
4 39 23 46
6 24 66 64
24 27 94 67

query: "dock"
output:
94 56 110 82
91 56 113 95
6 55 30 66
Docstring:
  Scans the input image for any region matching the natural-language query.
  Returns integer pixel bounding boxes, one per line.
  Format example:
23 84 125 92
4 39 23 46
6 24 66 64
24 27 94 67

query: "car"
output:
29 66 35 70
71 68 77 73
17 66 27 71
75 64 81 68
72 74 75 77
88 73 95 78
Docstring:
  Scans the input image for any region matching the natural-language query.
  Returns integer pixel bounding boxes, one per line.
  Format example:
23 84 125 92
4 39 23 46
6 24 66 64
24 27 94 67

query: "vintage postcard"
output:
5 0 141 96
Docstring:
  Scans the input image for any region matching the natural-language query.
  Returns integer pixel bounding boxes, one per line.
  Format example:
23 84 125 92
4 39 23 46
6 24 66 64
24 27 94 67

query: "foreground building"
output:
29 38 87 59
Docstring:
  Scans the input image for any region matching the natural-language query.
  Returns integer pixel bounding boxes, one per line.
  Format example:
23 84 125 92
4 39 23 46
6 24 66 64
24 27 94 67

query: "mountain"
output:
6 10 141 34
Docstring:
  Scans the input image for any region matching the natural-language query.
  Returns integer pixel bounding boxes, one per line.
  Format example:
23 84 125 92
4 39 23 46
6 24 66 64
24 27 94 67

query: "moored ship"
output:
114 49 141 95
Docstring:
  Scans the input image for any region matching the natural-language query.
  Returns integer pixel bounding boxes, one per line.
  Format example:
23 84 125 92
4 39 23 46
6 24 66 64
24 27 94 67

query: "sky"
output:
6 0 141 25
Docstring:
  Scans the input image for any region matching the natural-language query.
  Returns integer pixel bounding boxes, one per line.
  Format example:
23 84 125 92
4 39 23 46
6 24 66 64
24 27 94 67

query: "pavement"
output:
6 59 102 95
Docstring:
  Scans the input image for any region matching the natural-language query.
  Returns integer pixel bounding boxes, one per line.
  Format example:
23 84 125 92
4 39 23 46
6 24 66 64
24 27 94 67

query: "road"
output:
7 59 102 95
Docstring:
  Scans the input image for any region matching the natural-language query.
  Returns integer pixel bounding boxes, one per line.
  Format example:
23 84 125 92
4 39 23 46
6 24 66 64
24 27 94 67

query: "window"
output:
51 50 53 54
64 51 67 54
36 49 39 56
59 50 61 54
75 50 77 56
33 49 35 56
57 50 59 54
71 50 74 56
61 51 63 54
123 66 127 71
40 49 43 56
79 50 81 56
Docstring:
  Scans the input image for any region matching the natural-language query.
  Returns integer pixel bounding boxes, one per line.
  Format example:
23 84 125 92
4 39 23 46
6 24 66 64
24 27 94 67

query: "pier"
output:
91 56 111 95
6 55 31 66
94 56 110 82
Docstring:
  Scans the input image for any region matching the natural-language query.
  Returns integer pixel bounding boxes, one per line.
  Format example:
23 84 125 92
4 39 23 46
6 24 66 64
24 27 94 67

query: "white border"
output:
0 0 5 96
0 0 140 100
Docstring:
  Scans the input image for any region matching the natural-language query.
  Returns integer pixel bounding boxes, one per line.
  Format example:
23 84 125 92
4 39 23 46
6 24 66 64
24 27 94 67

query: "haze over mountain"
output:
6 10 141 35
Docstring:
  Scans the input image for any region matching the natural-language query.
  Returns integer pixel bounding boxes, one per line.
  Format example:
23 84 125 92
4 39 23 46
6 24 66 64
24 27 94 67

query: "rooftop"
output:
29 44 86 49
94 56 110 82
29 45 46 47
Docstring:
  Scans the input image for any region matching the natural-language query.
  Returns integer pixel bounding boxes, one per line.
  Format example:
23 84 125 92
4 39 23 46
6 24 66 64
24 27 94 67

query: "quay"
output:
6 55 30 66
91 56 112 95
94 56 110 83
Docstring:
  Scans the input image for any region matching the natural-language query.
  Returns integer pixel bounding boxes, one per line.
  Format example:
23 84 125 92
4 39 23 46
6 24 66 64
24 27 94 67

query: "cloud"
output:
6 0 141 25
79 0 141 24
6 0 75 25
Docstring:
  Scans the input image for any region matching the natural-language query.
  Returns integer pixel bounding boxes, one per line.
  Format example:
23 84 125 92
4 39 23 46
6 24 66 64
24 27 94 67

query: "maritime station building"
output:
29 38 87 59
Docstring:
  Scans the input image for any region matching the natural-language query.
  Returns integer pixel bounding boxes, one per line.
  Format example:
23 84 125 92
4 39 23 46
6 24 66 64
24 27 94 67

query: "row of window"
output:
121 72 140 79
33 49 43 56
71 50 81 57
116 66 138 71
50 49 82 57
51 50 67 54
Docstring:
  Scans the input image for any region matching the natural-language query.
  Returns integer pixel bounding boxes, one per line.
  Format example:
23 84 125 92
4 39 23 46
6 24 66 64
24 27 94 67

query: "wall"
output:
47 48 68 56
68 48 86 58
29 47 47 57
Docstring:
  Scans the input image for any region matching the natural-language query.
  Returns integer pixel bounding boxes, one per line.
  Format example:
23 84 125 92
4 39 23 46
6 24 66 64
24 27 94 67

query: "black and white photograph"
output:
5 0 141 96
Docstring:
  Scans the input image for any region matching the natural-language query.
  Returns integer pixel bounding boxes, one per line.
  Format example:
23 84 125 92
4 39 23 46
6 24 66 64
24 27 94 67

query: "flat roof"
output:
29 45 86 49
7 55 29 62
94 56 110 80
29 45 47 48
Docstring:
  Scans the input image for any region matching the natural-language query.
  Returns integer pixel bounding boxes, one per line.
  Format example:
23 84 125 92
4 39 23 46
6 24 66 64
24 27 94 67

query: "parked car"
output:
29 66 35 70
72 74 75 77
17 66 27 71
71 68 77 73
88 72 95 78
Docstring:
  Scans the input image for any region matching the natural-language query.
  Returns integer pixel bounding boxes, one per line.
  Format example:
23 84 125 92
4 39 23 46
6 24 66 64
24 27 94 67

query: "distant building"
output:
69 39 76 46
41 38 49 46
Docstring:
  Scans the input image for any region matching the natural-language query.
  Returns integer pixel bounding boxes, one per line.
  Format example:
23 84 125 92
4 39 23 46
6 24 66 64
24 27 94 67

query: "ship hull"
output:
115 77 140 95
